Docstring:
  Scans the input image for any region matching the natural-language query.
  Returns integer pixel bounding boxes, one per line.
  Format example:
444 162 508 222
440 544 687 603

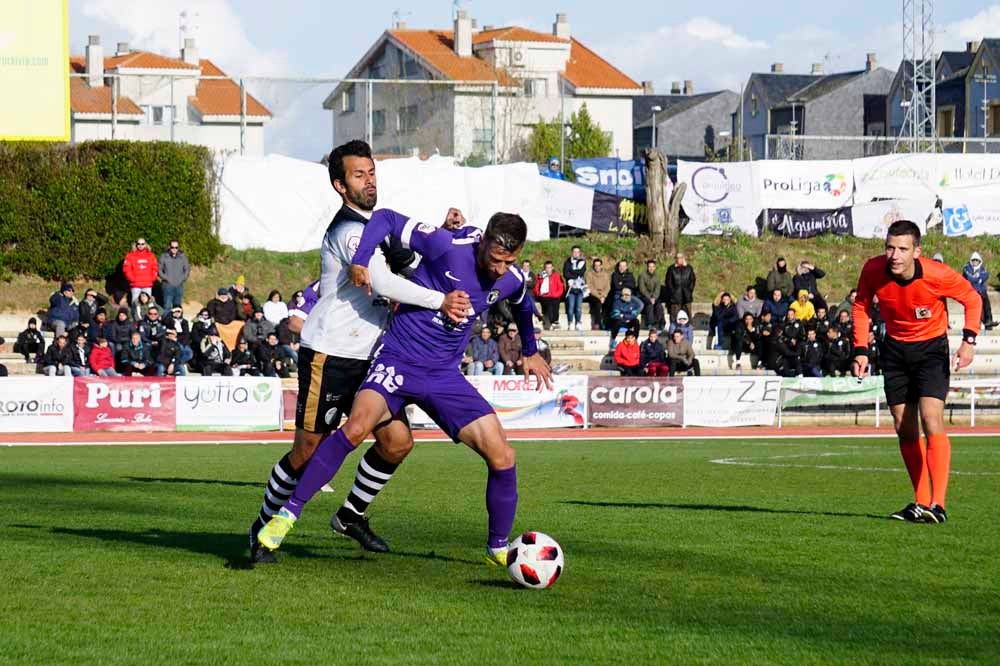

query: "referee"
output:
852 220 982 524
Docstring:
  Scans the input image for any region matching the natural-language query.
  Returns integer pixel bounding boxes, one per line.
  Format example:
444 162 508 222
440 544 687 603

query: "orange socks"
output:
925 433 951 508
898 439 931 506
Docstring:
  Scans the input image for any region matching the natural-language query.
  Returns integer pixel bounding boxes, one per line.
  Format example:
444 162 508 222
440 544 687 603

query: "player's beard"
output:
345 182 377 211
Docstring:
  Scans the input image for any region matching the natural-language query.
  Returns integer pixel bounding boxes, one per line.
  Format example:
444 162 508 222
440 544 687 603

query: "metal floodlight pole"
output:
738 81 745 161
559 77 566 170
111 77 118 139
367 80 374 148
651 105 662 152
491 81 498 165
170 75 176 142
239 78 247 156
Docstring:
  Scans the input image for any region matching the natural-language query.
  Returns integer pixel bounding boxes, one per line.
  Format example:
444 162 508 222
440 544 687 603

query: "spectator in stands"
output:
792 260 827 310
164 305 192 349
613 331 642 376
69 333 91 376
777 335 802 377
823 327 851 377
668 310 694 345
834 289 857 321
263 290 289 326
156 329 186 376
521 260 536 292
813 306 830 338
666 329 700 376
228 275 258 315
42 334 73 376
14 318 45 363
78 289 105 327
242 307 276 350
533 327 553 367
542 156 566 180
800 328 823 378
207 288 244 352
123 238 158 303
259 332 294 378
736 285 763 319
608 287 643 349
534 260 566 331
461 341 474 375
762 288 790 321
640 329 669 376
766 257 793 300
190 309 214 372
610 260 637 301
585 259 611 331
664 252 695 324
468 326 503 376
200 328 233 376
498 323 524 375
782 308 805 342
562 247 587 331
117 331 153 376
88 310 111 347
757 310 778 370
230 339 260 376
138 306 166 358
238 293 257 321
89 337 118 377
131 291 158 322
709 291 739 350
487 297 515 335
47 283 78 339
276 316 301 364
158 240 190 311
638 259 664 330
963 251 997 329
734 312 758 370
789 289 816 323
108 307 134 353
835 309 853 341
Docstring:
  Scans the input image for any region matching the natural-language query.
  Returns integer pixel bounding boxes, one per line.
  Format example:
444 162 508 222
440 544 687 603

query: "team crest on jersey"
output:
416 223 436 235
487 289 501 305
347 236 360 253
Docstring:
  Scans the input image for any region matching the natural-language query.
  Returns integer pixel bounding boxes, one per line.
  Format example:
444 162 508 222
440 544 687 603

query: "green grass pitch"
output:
2 436 999 665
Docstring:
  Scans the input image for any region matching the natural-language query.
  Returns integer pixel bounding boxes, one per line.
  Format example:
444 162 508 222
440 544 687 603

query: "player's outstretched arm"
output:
523 353 553 392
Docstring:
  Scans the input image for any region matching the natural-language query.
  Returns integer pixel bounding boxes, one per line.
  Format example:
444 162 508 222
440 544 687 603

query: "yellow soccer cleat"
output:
257 507 297 551
484 544 508 567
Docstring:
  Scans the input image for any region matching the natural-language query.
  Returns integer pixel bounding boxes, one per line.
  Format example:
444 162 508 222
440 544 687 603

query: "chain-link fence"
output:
763 133 1000 160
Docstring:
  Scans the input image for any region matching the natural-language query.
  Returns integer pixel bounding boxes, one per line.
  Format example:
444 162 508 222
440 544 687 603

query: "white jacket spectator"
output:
263 290 289 325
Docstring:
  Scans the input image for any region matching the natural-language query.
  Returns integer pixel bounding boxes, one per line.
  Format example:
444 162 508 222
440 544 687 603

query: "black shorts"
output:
880 335 950 406
295 346 370 434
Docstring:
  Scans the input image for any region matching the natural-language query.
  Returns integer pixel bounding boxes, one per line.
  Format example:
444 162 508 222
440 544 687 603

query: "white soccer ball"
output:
506 531 564 590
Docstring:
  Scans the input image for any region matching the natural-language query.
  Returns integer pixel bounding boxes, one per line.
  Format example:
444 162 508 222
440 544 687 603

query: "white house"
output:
69 36 271 155
324 12 641 162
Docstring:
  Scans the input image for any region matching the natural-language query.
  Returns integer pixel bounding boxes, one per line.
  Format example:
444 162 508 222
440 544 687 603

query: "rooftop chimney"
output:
395 20 408 30
670 81 681 94
483 24 495 31
968 41 981 53
866 52 877 72
683 79 694 95
553 13 570 39
642 80 655 95
181 37 198 66
85 35 103 87
454 9 472 57
116 41 130 56
471 19 478 31
771 63 784 73
811 63 824 75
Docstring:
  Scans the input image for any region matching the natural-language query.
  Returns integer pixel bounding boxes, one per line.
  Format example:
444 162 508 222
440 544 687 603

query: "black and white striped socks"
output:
249 453 300 545
335 446 399 525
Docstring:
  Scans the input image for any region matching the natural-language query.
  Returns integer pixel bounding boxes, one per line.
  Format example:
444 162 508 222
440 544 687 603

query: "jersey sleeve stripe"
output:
400 218 420 250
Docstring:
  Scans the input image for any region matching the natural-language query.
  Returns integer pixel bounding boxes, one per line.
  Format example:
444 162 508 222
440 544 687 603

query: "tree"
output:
525 103 613 173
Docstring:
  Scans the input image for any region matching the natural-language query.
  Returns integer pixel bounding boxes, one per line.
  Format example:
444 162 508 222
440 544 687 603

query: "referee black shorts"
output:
880 334 950 406
295 346 370 434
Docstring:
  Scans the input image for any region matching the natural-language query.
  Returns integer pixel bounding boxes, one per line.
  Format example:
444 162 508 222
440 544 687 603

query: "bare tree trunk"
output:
643 148 667 252
665 182 687 257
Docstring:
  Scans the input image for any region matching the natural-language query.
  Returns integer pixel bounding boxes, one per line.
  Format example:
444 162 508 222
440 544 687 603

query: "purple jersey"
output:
353 210 537 368
289 280 320 319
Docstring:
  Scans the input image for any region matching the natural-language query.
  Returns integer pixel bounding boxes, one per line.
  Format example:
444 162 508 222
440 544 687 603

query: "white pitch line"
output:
710 452 1000 476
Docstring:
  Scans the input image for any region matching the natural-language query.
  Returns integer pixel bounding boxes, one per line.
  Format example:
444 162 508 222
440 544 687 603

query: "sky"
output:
68 0 1000 159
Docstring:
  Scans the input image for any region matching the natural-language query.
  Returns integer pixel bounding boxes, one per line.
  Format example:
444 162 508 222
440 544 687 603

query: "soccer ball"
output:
506 531 564 590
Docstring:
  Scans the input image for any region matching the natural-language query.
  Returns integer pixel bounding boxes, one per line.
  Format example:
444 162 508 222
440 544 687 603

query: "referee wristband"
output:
851 346 869 358
962 329 977 346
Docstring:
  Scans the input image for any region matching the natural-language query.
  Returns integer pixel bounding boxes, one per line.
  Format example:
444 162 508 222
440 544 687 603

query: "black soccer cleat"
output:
331 514 390 552
250 540 278 565
922 504 948 524
889 502 927 522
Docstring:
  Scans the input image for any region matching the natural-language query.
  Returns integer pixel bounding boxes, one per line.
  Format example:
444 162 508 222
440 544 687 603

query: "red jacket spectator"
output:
613 336 641 368
533 270 565 300
123 244 159 288
89 344 115 373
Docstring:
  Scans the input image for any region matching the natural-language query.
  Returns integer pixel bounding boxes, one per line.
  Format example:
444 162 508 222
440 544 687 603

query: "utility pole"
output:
974 60 996 153
896 0 936 152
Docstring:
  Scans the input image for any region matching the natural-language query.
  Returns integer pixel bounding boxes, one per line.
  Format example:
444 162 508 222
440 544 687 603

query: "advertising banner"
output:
677 160 760 235
850 199 932 238
781 376 884 408
571 158 649 201
541 177 594 230
941 193 1000 237
0 377 73 433
175 377 283 431
590 190 649 236
682 376 781 427
587 377 683 427
937 154 1000 197
852 154 938 203
766 208 853 238
409 375 588 430
755 160 854 210
73 377 176 432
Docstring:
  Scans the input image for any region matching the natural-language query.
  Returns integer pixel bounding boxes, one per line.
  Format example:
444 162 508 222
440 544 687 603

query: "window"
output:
342 85 356 113
399 52 421 78
368 62 384 79
990 105 1000 137
523 78 548 97
750 94 758 117
937 107 955 138
397 105 418 133
153 106 164 125
372 110 386 137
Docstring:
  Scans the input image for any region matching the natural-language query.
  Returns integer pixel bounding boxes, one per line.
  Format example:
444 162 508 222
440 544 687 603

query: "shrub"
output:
0 140 221 280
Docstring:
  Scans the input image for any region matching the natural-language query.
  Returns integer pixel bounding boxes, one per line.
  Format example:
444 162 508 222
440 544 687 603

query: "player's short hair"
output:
886 219 921 246
484 213 527 252
328 140 373 187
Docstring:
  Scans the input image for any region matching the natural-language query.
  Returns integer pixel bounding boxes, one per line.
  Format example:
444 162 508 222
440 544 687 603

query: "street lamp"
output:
651 105 662 151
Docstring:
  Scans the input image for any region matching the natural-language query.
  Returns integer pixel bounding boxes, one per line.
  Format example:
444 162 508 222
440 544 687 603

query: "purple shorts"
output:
359 352 494 441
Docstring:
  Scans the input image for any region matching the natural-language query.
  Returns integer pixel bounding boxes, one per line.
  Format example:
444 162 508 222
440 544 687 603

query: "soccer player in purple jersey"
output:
258 211 552 565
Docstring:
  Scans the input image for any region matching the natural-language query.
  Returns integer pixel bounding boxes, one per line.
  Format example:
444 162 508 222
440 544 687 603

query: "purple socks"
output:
486 465 518 549
284 429 357 518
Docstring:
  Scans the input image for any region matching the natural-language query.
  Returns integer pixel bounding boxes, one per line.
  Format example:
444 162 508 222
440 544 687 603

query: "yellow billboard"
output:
0 0 70 141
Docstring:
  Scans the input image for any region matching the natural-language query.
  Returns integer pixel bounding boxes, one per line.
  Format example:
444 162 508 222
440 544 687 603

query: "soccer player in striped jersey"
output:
248 141 470 564
852 220 982 524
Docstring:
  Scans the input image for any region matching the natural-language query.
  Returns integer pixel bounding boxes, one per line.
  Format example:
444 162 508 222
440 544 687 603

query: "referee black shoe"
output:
922 504 948 524
331 514 390 553
889 502 927 522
